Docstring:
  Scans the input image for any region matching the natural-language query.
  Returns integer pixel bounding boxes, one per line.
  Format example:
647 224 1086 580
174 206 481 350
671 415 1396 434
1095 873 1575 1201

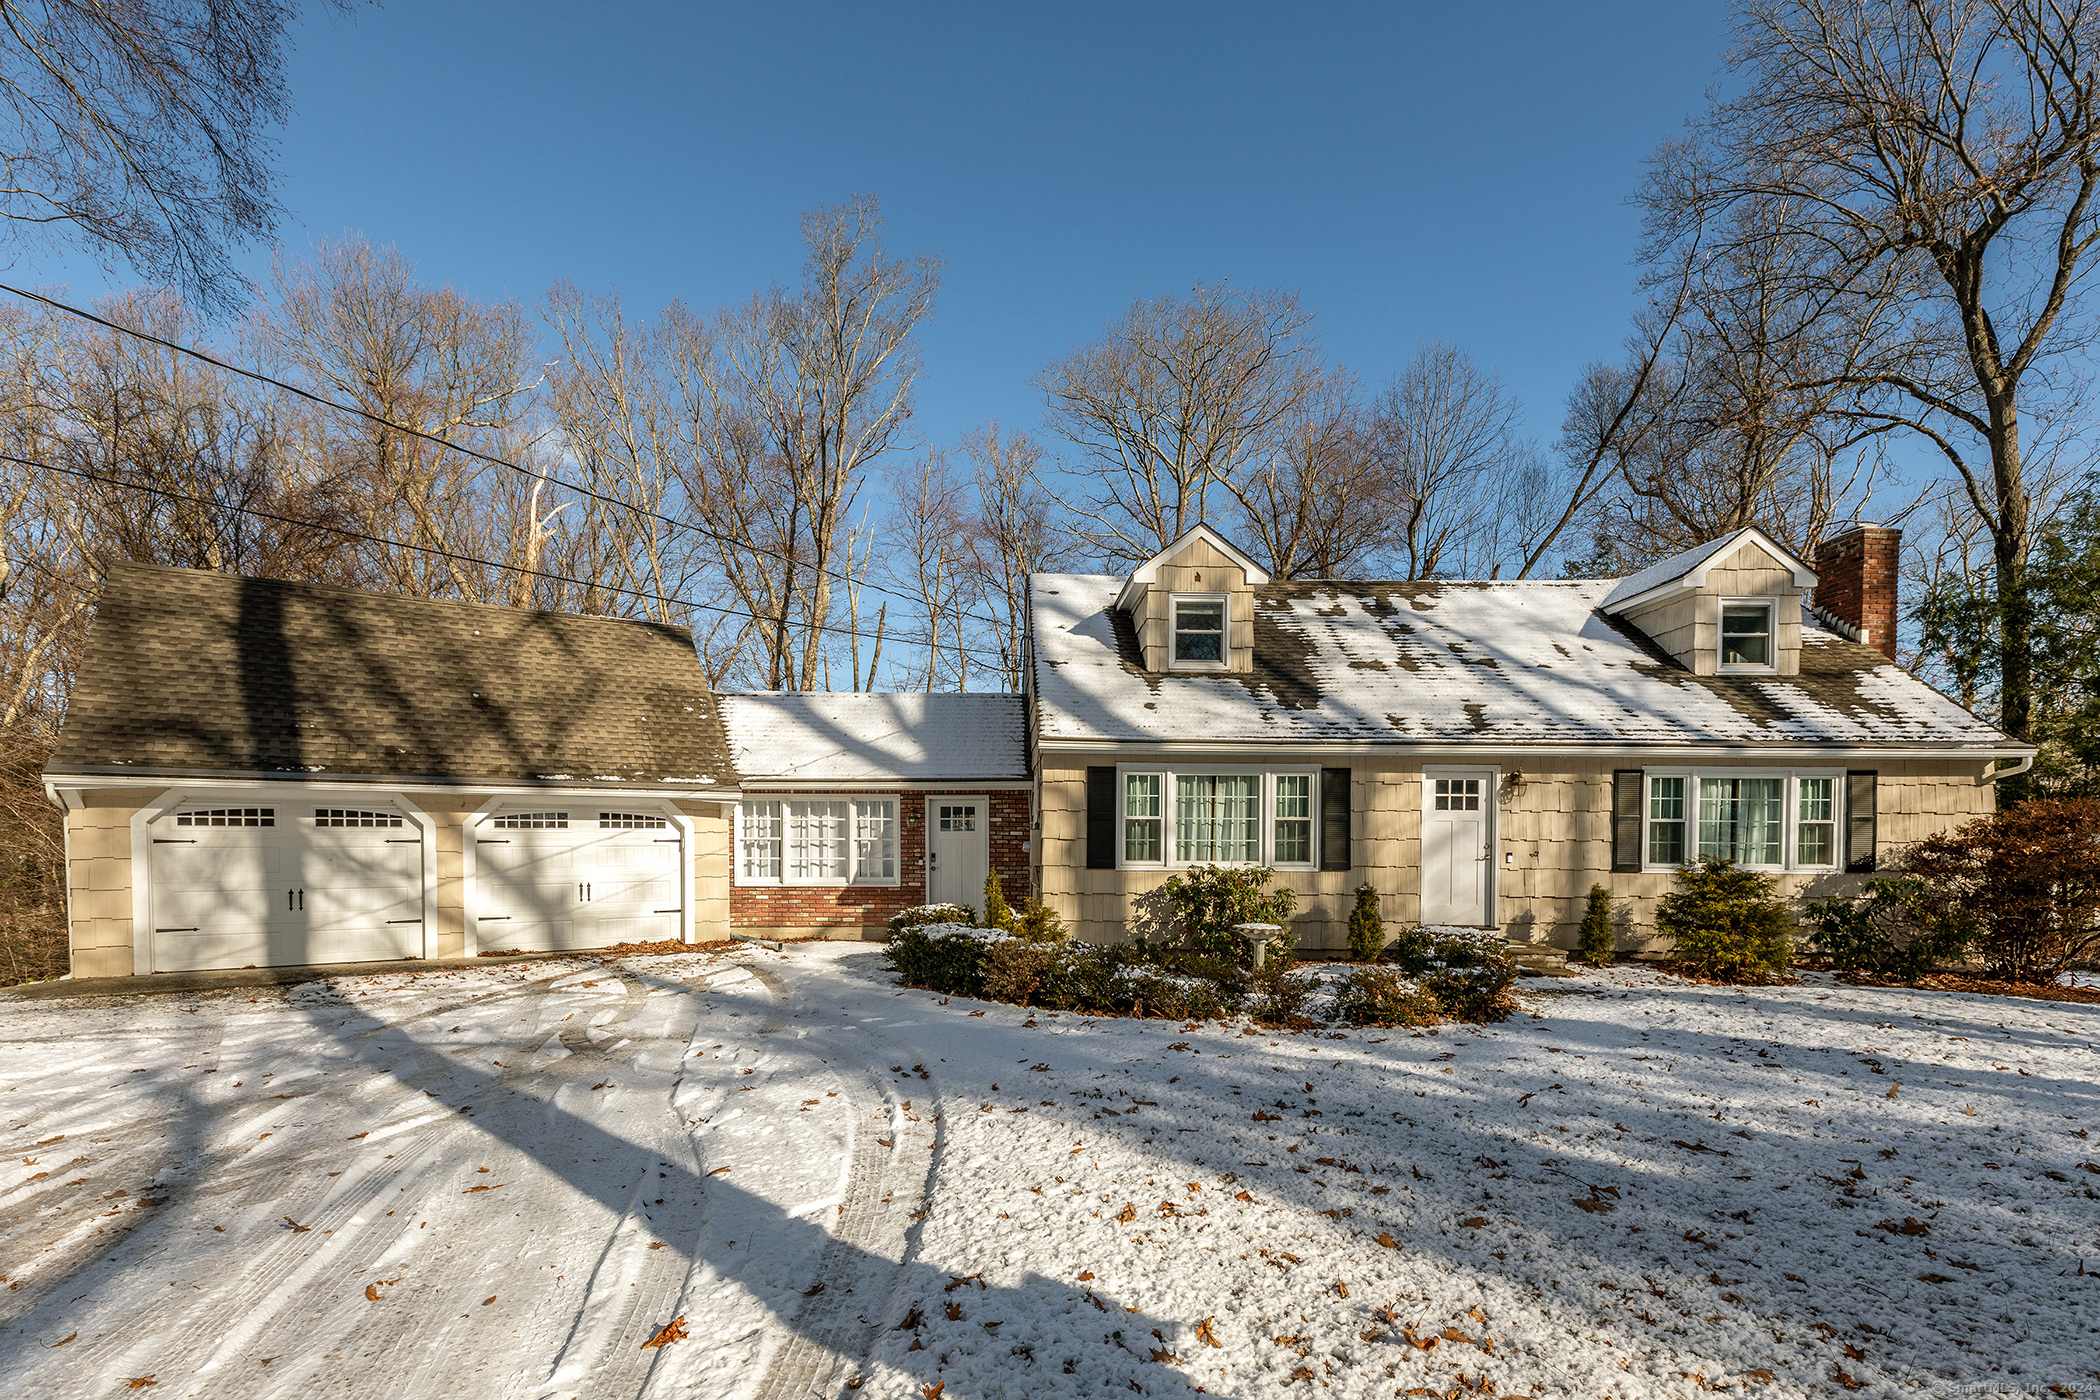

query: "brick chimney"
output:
1813 524 1901 660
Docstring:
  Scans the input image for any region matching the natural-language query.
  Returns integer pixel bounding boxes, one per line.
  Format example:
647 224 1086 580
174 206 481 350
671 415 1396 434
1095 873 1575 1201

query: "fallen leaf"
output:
802 1282 826 1297
1234 1190 1253 1202
922 1385 945 1400
1742 1370 1775 1383
283 1216 309 1233
47 1333 75 1347
1572 1197 1613 1214
706 1166 731 1177
1835 1366 1865 1389
640 1314 687 1349
1918 1272 1952 1283
1843 1343 1867 1361
1375 1232 1399 1249
124 1378 156 1390
365 1284 382 1301
1116 1202 1136 1223
1885 1083 1900 1099
1196 1315 1221 1347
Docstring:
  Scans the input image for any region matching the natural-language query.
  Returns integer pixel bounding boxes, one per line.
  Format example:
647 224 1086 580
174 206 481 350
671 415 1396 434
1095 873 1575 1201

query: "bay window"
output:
1117 767 1317 869
1640 769 1840 871
736 797 898 885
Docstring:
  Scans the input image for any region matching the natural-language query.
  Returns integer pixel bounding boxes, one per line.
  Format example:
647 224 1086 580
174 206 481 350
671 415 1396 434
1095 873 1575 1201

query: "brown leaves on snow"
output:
1196 1316 1221 1348
640 1315 687 1349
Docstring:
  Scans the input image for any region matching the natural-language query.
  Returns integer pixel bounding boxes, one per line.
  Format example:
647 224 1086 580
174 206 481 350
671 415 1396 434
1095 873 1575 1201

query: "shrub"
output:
981 868 1016 933
1655 857 1794 981
978 938 1240 1019
884 923 1005 995
1158 864 1298 959
1411 926 1518 1021
1015 897 1068 943
1330 967 1441 1028
1246 960 1320 1028
1901 798 2100 982
1346 883 1385 962
1805 876 1972 981
1574 884 1616 967
887 903 975 938
1375 922 1434 974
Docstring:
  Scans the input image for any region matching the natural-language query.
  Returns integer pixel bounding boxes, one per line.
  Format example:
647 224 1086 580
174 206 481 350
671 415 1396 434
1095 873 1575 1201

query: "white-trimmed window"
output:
176 807 274 827
1641 769 1841 871
599 811 668 829
737 798 898 886
1117 767 1318 869
1170 593 1228 668
494 811 569 829
1719 600 1775 671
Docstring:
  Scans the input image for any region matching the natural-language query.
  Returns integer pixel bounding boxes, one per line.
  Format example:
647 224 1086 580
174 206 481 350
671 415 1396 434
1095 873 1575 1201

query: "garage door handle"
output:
653 908 682 914
153 838 196 844
478 915 510 921
287 889 304 911
155 926 198 933
386 918 422 924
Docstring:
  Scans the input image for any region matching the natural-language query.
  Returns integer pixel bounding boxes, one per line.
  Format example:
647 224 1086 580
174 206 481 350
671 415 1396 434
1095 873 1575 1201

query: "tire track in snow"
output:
743 961 941 1400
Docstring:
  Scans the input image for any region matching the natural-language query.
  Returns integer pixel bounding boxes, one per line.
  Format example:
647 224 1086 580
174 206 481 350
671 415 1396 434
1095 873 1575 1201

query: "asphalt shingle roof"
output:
1030 573 2017 751
50 563 735 788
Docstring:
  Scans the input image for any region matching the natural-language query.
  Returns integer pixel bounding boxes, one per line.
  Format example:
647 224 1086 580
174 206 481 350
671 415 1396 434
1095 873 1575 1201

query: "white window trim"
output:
1114 764 1320 871
1167 591 1231 672
1639 767 1844 873
1717 597 1779 675
733 794 901 888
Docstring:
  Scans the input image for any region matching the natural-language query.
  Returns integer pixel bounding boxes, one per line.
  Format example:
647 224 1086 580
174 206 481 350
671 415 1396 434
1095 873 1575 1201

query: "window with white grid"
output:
493 811 569 829
599 812 668 829
176 807 274 827
736 797 899 885
314 808 403 828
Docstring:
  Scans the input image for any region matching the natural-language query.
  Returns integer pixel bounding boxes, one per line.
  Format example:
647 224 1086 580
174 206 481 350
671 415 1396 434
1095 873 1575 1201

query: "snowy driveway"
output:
2 947 2097 1400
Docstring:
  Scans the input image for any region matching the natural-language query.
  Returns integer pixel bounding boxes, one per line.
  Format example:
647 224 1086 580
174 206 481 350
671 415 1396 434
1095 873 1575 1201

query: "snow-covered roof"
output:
1600 526 1814 612
723 692 1029 783
1029 573 2019 752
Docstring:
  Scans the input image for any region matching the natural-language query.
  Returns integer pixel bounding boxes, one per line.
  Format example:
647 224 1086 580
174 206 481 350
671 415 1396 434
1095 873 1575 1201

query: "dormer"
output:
1114 524 1269 675
1599 527 1816 677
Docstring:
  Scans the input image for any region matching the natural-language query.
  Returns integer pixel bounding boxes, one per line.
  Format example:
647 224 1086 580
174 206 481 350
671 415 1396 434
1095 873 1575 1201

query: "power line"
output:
2 450 1014 665
0 280 1023 636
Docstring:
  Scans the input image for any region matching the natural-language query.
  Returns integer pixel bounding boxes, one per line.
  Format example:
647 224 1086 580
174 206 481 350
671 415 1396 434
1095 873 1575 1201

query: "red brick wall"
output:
730 789 1032 930
1813 525 1902 660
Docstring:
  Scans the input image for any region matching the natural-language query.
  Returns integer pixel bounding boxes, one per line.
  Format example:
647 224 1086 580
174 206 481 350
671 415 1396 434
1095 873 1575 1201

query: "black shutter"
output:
1319 767 1352 872
1085 766 1116 869
1611 769 1643 873
1846 770 1878 872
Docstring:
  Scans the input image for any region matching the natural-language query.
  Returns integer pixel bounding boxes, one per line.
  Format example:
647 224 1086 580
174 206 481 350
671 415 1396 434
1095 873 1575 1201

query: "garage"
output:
147 800 426 973
472 807 684 951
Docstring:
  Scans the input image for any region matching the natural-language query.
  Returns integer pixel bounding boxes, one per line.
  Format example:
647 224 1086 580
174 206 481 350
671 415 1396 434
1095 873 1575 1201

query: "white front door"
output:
475 807 683 951
926 797 990 909
1421 771 1493 926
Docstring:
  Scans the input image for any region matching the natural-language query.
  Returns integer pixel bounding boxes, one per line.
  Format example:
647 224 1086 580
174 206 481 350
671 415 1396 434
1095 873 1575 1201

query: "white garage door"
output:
473 808 683 951
148 802 425 972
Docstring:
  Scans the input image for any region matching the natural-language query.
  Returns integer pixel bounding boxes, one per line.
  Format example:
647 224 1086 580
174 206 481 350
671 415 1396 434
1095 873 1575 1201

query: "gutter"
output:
1033 737 2036 763
42 769 746 802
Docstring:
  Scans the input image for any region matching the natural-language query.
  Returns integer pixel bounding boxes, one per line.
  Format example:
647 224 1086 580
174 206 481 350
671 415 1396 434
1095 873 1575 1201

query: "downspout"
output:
1978 754 2035 787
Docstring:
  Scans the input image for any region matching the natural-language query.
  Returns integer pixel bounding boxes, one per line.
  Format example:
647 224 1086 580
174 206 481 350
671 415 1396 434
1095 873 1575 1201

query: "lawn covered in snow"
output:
1 947 2095 1399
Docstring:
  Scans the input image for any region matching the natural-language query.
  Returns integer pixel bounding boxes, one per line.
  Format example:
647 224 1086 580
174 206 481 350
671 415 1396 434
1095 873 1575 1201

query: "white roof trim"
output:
1600 526 1817 614
1114 524 1271 611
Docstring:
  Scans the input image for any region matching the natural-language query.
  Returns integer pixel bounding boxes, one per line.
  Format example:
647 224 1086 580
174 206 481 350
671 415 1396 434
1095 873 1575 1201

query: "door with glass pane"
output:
927 796 989 907
1421 770 1494 926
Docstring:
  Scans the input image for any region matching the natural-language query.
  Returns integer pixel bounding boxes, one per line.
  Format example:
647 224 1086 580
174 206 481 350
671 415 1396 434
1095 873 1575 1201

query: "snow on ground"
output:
2 950 2096 1399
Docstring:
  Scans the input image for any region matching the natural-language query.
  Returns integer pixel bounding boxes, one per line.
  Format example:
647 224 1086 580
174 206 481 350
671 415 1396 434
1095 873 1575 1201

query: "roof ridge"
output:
107 560 692 636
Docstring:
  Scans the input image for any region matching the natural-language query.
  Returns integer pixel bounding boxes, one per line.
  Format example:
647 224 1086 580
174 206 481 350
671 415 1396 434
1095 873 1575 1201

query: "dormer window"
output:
1719 601 1774 671
1171 594 1228 668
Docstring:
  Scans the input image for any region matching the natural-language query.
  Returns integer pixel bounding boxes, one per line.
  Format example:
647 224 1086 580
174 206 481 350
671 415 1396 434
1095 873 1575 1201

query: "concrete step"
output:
1506 944 1577 977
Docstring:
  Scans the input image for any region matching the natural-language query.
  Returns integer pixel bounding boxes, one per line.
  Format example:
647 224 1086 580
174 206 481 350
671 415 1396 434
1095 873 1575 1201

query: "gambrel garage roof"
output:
724 692 1029 783
51 563 735 787
1030 573 2015 751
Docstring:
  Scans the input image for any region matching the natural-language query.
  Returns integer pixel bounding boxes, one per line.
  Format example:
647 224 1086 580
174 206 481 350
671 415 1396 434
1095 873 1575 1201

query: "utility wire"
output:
0 280 1024 635
3 450 1014 665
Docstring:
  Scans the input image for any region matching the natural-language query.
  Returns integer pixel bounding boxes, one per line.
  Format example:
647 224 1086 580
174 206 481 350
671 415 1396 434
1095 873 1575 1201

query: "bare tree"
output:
956 422 1072 689
1645 0 2100 753
888 449 973 691
0 0 354 312
664 196 938 690
1218 370 1390 578
1360 343 1536 579
1038 283 1322 565
265 237 534 602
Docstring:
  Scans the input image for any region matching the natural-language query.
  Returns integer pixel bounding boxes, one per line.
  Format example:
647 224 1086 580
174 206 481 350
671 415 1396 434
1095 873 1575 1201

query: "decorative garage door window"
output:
493 811 569 829
599 812 668 829
737 798 897 885
314 808 404 828
176 807 275 826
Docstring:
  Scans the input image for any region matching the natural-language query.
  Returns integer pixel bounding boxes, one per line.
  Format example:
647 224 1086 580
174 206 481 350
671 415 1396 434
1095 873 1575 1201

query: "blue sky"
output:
27 1 1730 456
